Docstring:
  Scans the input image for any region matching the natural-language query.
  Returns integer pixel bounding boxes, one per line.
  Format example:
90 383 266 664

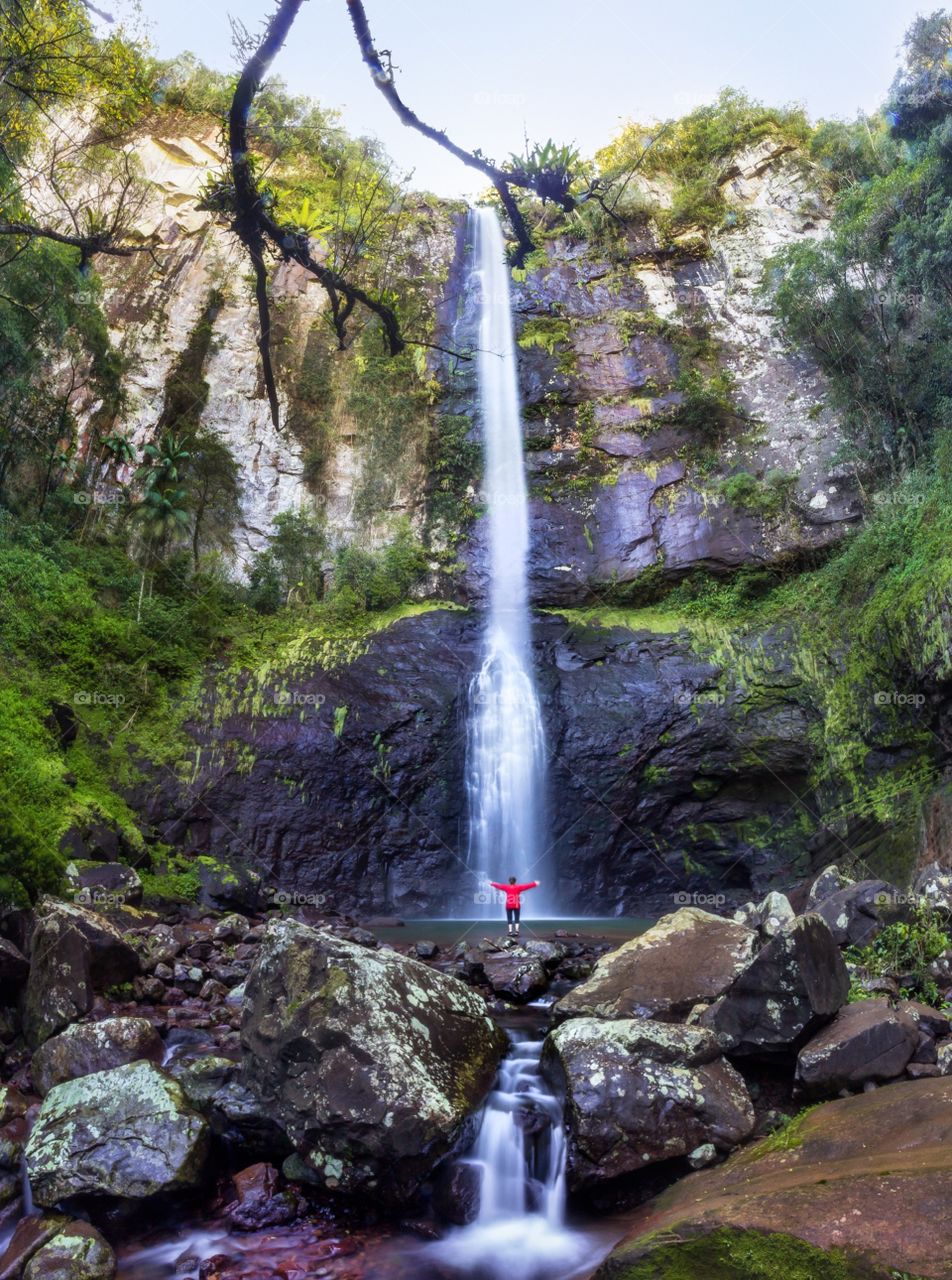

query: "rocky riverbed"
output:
2 857 952 1279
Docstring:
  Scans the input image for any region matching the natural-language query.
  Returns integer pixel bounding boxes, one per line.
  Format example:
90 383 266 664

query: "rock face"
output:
240 919 506 1203
702 915 848 1055
23 900 140 1047
795 998 918 1095
541 1018 755 1190
554 909 756 1022
137 607 848 916
25 1061 209 1204
595 1077 952 1280
31 1017 164 1096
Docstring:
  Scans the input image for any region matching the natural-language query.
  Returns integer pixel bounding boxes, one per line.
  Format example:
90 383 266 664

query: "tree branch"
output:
226 0 407 428
0 219 152 266
345 0 557 265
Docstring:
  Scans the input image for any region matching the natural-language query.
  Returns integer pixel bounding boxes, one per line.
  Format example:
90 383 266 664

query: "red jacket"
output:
490 881 538 909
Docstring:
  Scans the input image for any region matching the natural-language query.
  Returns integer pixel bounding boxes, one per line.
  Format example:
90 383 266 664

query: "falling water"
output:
428 1031 590 1280
465 206 550 916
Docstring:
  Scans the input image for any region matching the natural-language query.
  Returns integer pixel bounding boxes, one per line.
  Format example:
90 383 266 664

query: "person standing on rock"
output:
489 876 540 937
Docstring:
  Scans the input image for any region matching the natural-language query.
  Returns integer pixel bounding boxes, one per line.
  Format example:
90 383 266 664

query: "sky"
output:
121 0 930 196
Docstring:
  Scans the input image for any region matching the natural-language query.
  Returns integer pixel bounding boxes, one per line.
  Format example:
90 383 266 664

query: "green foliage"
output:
846 906 951 1006
507 138 585 205
517 317 573 356
332 523 428 612
248 509 327 614
425 414 481 546
610 1226 883 1280
716 470 796 518
597 90 810 241
768 25 952 473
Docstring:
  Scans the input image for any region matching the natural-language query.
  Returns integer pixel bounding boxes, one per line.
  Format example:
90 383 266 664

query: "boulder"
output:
23 1223 115 1280
23 900 139 1047
594 1078 952 1280
66 860 143 909
795 998 918 1095
31 1016 164 1096
224 1162 301 1231
733 892 795 938
702 914 848 1055
194 859 262 913
25 1061 209 1204
432 1161 482 1226
811 879 902 946
554 909 756 1022
240 919 507 1203
541 1018 755 1190
481 951 548 1003
805 863 853 910
0 1216 72 1280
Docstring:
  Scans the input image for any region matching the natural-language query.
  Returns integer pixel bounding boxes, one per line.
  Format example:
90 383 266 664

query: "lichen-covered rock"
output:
795 998 918 1095
240 919 506 1203
811 879 903 946
23 1223 115 1280
702 914 848 1055
0 1215 72 1280
23 900 140 1047
541 1018 754 1189
554 909 756 1022
733 891 795 938
914 861 952 914
31 1016 164 1096
25 1061 209 1204
805 863 854 910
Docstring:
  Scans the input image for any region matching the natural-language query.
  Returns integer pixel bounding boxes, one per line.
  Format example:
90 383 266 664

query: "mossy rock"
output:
598 1227 897 1280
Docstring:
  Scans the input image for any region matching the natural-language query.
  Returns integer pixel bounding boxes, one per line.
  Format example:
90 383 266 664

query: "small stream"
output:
428 1025 606 1280
113 1009 620 1280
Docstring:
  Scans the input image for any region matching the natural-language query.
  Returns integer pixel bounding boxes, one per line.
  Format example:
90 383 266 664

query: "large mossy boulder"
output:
702 914 848 1055
594 1077 952 1279
25 1061 209 1205
240 919 507 1203
31 1016 164 1096
541 1018 755 1190
553 909 756 1022
23 900 140 1048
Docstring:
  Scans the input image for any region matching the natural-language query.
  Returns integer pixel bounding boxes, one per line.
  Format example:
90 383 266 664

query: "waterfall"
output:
428 1032 589 1280
465 206 550 917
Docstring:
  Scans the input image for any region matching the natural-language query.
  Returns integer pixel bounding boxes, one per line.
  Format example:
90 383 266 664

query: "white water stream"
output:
430 1030 591 1280
465 206 550 917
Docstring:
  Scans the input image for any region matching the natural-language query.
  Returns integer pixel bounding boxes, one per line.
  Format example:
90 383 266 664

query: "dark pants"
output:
506 907 520 924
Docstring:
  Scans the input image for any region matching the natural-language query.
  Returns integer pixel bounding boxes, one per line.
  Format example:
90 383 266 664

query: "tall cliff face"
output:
86 123 456 566
448 141 860 608
99 129 925 914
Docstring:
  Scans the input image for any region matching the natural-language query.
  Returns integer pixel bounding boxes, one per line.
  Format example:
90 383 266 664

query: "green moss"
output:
516 317 573 356
609 1227 895 1280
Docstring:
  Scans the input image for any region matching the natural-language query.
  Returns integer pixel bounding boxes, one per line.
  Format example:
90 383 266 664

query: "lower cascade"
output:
428 1030 591 1280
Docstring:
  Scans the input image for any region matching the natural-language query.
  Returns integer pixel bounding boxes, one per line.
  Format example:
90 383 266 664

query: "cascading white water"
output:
428 1031 589 1280
465 206 550 916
